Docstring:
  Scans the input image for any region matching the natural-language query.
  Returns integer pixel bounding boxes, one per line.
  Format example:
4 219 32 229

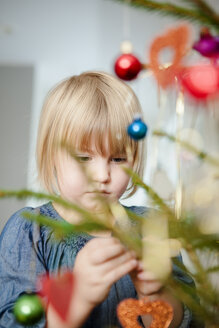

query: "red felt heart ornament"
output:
38 271 74 321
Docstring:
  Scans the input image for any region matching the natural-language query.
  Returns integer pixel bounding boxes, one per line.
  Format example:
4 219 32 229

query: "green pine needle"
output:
22 212 107 236
110 0 219 32
123 166 176 220
206 265 219 274
153 130 219 167
183 0 218 19
0 189 104 224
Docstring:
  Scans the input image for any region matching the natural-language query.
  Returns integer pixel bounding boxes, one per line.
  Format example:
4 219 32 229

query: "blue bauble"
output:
127 118 148 140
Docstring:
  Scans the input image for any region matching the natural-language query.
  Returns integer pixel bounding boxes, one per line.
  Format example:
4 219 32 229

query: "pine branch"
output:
191 238 219 250
0 189 103 223
167 277 219 325
125 208 147 223
186 0 219 32
110 0 219 32
23 212 107 236
170 248 219 324
185 0 218 19
206 265 219 274
1 188 219 322
169 218 219 252
123 166 176 220
25 211 143 255
185 245 219 312
171 245 219 324
0 188 142 256
153 130 219 167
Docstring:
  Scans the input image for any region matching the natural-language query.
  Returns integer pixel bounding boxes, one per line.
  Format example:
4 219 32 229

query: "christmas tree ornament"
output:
149 25 190 88
175 91 185 220
142 212 171 281
114 53 142 81
120 40 133 54
193 27 219 59
13 293 44 325
38 271 74 321
127 117 148 140
179 64 219 99
117 298 173 328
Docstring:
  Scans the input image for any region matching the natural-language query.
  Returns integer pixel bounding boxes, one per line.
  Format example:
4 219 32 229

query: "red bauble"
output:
179 64 219 99
114 54 142 81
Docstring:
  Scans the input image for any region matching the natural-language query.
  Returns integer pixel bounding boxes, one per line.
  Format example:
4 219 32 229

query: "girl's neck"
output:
52 202 114 237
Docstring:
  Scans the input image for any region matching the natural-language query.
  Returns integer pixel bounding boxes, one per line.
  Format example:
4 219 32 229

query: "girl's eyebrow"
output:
110 152 127 157
74 148 127 157
74 149 95 155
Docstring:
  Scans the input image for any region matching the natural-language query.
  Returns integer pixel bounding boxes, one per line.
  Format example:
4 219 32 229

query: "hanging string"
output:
120 0 133 55
205 98 219 154
122 0 131 42
149 87 167 188
175 90 185 219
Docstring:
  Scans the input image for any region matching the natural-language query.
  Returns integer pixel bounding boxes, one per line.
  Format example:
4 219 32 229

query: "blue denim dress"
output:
0 202 193 327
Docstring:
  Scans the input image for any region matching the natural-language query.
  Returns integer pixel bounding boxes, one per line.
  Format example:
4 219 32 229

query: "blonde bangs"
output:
67 120 137 159
62 85 138 160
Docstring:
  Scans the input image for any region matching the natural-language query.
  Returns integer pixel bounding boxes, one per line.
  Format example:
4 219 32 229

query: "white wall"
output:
0 65 34 228
0 0 217 210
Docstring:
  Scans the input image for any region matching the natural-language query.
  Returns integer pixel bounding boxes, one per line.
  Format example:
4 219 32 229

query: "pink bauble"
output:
180 64 219 99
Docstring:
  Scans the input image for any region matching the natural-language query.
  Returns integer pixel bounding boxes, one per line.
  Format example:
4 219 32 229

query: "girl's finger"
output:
137 270 157 281
91 243 126 264
88 236 122 249
138 281 163 295
105 258 138 284
101 249 136 273
137 261 144 271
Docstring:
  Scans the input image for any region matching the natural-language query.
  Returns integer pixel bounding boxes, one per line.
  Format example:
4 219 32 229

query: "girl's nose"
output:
92 160 110 183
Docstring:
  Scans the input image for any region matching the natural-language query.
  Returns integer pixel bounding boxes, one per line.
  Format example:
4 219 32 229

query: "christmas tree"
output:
0 0 218 327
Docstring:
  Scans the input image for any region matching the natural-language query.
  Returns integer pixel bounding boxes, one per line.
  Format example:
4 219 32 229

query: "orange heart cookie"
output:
117 298 173 328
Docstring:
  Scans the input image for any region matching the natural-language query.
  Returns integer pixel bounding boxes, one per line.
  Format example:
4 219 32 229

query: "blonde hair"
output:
37 71 146 198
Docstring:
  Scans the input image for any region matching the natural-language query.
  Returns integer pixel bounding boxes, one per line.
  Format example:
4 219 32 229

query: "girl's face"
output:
55 140 131 213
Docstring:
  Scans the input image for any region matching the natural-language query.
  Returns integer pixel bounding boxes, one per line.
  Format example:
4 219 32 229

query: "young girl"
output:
0 71 194 328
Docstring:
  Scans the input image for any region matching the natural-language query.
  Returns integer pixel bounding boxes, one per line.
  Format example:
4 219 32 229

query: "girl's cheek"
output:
113 171 130 197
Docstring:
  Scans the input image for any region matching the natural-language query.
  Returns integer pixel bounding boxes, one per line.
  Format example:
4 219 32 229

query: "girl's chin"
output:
81 194 113 212
82 201 106 213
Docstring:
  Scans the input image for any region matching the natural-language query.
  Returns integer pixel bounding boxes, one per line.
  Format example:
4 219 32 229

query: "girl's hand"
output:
70 237 137 326
131 261 163 298
130 262 184 328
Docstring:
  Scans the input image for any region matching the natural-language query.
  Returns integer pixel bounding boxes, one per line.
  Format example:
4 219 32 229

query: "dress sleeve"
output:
0 208 47 328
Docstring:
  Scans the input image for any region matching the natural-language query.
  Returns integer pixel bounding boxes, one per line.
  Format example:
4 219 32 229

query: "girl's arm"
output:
47 237 138 328
47 302 94 328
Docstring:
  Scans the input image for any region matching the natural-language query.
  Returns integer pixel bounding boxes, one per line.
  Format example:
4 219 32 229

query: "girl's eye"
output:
111 157 127 163
76 156 91 163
